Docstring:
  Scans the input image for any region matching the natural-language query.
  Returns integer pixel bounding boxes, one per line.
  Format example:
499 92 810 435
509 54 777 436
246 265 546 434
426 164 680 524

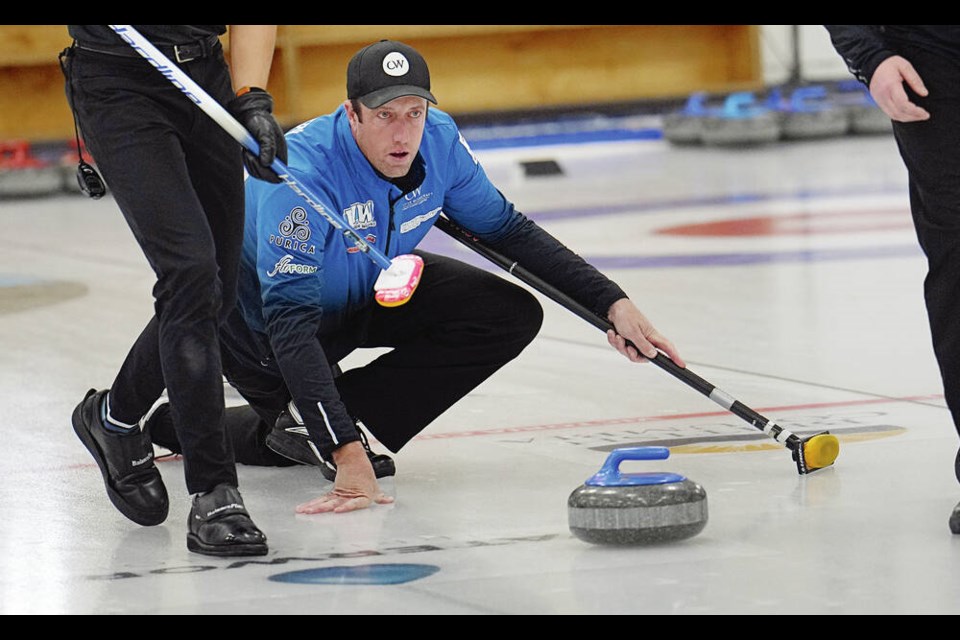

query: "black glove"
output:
227 87 288 183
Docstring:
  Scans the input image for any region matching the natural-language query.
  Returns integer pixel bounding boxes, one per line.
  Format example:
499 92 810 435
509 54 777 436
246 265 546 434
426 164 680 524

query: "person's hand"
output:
295 441 394 514
227 87 288 183
605 298 685 368
869 56 930 122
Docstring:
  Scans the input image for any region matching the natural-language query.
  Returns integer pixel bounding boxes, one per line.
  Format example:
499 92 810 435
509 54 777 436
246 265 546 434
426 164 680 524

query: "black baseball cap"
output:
347 40 437 109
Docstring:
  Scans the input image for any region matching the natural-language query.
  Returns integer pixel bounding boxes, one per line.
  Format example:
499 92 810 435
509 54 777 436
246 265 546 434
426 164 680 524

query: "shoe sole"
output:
265 430 322 466
266 430 396 482
72 394 169 527
371 455 396 479
187 534 268 557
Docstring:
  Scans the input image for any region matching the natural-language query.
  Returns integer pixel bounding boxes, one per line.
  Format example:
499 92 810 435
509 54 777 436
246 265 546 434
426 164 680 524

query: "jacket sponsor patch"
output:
344 201 376 230
399 207 441 233
346 234 377 253
267 255 319 277
270 207 316 254
400 187 433 210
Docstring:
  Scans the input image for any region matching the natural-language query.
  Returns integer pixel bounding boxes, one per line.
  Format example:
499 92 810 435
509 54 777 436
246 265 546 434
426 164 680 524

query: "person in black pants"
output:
148 250 554 473
145 39 685 519
826 26 960 534
63 25 287 556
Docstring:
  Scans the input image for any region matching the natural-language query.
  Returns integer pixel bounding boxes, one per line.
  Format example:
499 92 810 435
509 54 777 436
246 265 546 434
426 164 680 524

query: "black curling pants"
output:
152 251 544 462
67 44 244 493
887 36 960 482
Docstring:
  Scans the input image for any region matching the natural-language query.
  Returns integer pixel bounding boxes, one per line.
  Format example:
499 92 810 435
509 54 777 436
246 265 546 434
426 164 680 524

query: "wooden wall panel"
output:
274 25 762 123
0 25 762 142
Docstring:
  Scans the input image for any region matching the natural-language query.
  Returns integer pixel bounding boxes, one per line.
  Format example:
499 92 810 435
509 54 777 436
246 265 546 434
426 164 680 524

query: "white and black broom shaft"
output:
433 215 803 452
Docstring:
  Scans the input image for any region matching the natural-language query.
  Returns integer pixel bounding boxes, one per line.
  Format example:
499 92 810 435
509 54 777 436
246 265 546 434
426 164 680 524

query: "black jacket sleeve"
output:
264 298 361 459
824 25 897 86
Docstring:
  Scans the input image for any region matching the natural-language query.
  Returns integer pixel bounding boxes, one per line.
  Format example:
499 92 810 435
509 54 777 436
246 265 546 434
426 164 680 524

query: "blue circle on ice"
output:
269 563 440 585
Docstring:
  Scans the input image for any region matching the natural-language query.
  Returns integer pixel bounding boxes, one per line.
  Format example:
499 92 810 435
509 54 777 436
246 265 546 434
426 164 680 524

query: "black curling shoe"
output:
72 388 169 526
187 484 268 557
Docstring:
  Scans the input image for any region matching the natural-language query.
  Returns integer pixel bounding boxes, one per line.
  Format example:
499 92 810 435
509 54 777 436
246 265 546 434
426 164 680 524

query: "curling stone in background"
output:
848 102 892 135
699 91 781 147
780 85 850 140
568 446 707 545
0 140 64 199
661 92 708 146
827 79 892 135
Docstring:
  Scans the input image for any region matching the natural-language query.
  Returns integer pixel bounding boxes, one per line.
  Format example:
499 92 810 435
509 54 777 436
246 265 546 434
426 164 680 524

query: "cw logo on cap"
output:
383 52 409 77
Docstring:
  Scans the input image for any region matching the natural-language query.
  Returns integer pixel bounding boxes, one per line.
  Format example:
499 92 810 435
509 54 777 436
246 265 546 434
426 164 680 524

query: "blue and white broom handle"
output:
107 24 392 271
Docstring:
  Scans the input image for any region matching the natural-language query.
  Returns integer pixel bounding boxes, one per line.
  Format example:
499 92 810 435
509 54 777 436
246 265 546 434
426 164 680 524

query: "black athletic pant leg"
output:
334 251 544 452
69 47 244 493
218 252 543 460
888 37 960 476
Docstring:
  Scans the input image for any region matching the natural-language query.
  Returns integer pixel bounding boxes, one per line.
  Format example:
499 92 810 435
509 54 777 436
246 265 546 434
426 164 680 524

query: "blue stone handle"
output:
585 447 685 487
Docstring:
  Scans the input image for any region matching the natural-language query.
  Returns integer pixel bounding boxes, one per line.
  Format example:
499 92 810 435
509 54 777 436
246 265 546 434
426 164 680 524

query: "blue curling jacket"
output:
235 105 626 454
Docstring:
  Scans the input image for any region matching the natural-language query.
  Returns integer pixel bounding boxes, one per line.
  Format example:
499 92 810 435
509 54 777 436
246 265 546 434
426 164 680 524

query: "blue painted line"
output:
269 563 440 586
459 111 664 150
466 128 663 150
0 276 40 287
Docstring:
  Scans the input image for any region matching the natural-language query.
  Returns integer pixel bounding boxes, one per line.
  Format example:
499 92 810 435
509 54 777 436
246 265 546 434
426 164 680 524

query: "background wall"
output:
0 25 857 144
759 25 851 85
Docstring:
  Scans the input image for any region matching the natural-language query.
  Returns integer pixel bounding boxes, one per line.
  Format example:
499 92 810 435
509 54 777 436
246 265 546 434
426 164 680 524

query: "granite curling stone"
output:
780 85 850 140
568 446 707 545
661 92 709 146
830 79 893 135
698 91 781 147
0 140 64 199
